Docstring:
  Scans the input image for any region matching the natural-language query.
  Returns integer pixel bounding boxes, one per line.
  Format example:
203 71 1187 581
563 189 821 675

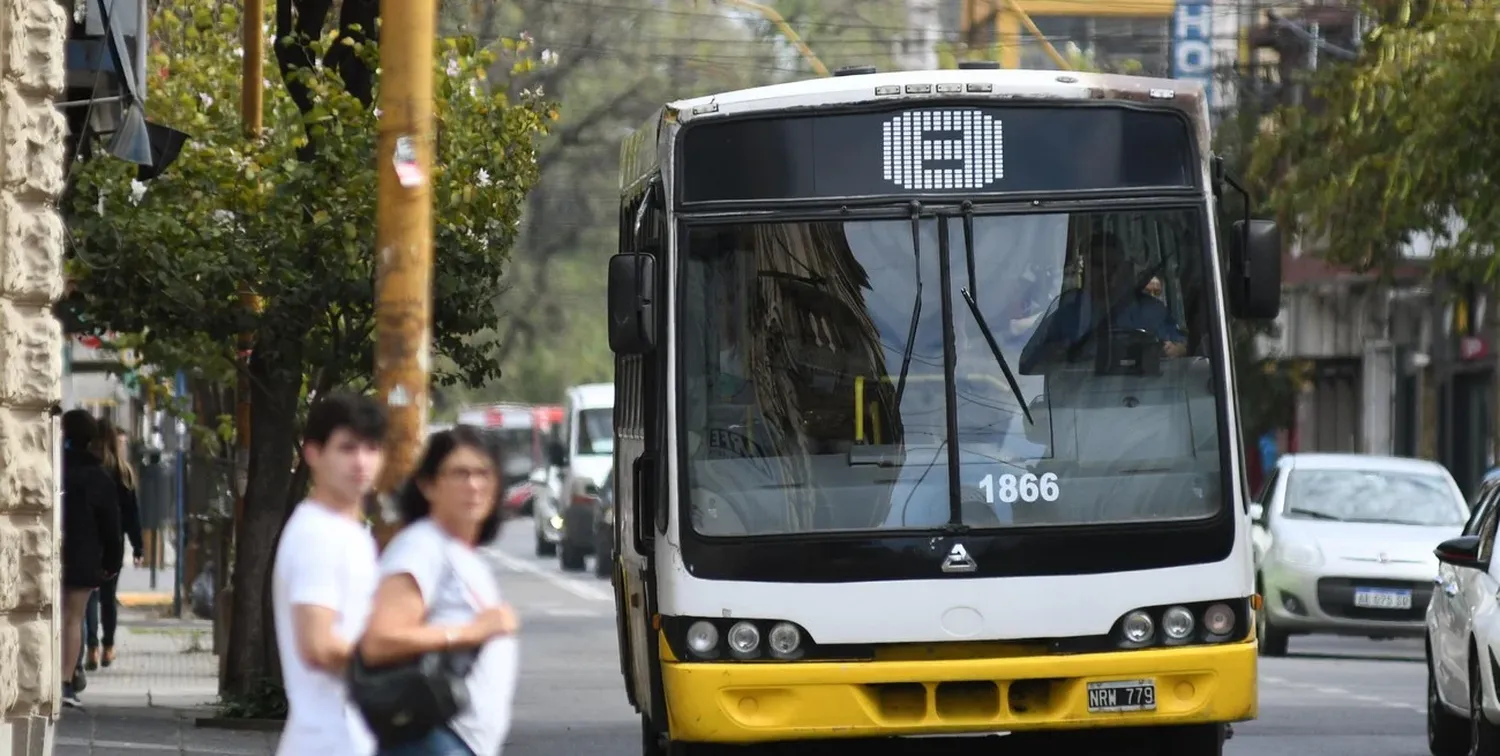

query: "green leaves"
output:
65 0 554 392
1251 0 1500 281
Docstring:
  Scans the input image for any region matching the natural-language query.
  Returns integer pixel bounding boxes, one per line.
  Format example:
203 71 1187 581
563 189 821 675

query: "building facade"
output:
957 0 1245 115
0 0 68 752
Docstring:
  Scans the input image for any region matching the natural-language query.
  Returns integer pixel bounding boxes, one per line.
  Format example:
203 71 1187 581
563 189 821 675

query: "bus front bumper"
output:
661 639 1257 743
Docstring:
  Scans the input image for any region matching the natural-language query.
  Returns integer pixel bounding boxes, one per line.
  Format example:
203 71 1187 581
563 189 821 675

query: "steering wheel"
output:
1108 327 1158 345
1064 326 1155 362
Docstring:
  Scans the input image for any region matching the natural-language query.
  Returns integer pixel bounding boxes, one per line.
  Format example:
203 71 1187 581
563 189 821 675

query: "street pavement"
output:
57 518 1430 754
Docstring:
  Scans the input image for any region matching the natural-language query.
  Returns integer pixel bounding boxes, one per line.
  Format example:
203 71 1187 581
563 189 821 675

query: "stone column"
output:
0 0 70 753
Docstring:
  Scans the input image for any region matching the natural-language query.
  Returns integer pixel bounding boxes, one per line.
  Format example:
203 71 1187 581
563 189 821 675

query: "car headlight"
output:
1274 541 1323 567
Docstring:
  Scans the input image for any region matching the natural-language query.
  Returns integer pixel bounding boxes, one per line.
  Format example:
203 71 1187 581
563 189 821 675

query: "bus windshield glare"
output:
679 208 1224 537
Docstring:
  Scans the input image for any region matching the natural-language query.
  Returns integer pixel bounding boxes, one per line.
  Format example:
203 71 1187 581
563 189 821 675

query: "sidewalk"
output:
56 707 277 755
60 603 280 754
78 609 218 707
116 542 179 609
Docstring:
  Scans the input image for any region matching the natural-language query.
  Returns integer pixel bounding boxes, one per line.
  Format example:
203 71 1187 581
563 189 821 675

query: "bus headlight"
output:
727 621 761 656
767 622 803 658
686 621 718 656
667 617 823 662
1162 606 1195 642
1106 599 1250 650
1121 610 1155 645
1203 603 1235 637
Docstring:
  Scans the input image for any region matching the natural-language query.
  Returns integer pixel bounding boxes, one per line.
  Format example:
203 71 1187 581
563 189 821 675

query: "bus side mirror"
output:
1228 219 1281 320
608 252 656 355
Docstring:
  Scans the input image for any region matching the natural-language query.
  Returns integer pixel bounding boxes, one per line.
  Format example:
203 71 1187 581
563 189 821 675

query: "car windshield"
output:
483 428 537 481
678 208 1225 537
1284 468 1466 526
577 408 614 455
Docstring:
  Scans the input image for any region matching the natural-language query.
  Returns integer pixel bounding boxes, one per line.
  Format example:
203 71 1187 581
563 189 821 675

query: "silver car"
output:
1251 453 1468 656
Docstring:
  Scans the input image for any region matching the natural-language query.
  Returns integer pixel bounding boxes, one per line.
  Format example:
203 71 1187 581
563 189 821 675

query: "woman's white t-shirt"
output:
379 520 520 755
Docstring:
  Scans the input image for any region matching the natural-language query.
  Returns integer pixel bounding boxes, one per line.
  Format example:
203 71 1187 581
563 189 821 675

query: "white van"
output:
533 383 614 568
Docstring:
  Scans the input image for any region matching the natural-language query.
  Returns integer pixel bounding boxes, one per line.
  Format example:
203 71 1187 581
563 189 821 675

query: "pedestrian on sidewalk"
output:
83 417 144 671
59 409 124 708
356 426 520 756
272 392 387 756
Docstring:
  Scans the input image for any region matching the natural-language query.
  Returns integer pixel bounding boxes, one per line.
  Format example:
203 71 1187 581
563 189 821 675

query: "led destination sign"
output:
678 105 1197 204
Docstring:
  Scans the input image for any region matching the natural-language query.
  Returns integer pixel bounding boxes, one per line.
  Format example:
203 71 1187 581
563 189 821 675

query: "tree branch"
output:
322 0 379 107
537 83 649 173
274 0 335 161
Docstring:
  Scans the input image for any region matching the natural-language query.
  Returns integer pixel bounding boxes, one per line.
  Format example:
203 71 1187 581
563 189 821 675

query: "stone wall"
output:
0 0 70 753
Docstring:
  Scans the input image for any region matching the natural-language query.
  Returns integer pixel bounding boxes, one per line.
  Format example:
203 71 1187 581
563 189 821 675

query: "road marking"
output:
542 608 608 618
490 549 613 603
56 738 265 755
1260 678 1422 713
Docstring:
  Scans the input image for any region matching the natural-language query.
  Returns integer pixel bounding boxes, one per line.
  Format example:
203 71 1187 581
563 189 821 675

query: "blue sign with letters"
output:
1172 0 1214 107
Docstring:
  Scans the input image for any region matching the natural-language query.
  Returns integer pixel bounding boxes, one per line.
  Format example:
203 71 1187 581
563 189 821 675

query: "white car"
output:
534 383 615 566
1426 468 1500 756
1252 453 1468 657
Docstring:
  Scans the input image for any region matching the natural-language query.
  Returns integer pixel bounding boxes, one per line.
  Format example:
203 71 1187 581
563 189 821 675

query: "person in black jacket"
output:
60 410 122 708
82 418 142 671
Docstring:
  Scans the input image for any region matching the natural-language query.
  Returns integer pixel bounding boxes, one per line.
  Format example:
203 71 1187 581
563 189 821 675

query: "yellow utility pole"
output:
220 0 264 661
372 0 436 547
236 0 263 523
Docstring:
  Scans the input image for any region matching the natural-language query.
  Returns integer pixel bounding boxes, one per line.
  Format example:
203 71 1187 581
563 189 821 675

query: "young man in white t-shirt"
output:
271 392 387 756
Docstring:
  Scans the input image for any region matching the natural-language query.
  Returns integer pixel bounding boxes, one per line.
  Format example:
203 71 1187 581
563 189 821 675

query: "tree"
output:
1249 0 1500 280
1212 83 1308 443
64 0 553 697
432 0 911 408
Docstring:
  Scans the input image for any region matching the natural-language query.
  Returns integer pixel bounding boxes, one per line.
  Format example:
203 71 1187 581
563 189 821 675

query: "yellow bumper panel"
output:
662 639 1257 743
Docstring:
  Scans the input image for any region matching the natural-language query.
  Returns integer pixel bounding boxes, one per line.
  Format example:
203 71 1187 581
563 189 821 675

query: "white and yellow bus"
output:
605 64 1282 756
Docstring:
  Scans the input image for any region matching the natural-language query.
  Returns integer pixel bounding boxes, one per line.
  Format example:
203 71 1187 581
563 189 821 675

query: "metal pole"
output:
172 370 187 617
1000 0 1071 70
219 0 265 662
237 0 264 516
372 0 436 547
241 0 263 137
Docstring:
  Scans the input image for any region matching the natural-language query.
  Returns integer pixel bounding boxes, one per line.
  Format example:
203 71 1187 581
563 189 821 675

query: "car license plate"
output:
1353 587 1413 610
1086 679 1157 713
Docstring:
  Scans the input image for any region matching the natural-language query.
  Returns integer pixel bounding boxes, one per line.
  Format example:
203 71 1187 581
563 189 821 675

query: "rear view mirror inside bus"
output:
1229 219 1282 321
608 252 657 354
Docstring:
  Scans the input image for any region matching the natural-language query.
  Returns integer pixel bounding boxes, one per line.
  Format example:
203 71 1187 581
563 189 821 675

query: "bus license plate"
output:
1353 588 1412 610
1086 679 1157 713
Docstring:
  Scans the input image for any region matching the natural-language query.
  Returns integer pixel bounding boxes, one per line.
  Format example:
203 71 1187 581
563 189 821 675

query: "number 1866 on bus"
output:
977 472 1060 504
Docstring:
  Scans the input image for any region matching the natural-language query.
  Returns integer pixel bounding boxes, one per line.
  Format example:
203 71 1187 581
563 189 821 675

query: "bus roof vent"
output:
957 60 1001 70
833 65 877 76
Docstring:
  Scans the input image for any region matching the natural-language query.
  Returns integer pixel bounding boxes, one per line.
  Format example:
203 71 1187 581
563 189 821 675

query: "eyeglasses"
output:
439 466 496 483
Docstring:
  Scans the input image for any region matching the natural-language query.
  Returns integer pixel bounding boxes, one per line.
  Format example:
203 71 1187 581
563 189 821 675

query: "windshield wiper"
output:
957 204 1033 426
1344 517 1420 525
891 200 923 410
1287 508 1343 521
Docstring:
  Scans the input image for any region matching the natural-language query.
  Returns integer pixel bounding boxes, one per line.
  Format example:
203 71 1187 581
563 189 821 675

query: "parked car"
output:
1252 453 1468 657
1426 468 1500 756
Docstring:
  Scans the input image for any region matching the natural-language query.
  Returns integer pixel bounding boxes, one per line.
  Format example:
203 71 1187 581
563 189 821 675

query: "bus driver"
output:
1018 231 1186 374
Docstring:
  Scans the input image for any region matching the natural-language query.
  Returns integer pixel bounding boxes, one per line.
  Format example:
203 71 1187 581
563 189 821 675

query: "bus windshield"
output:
679 208 1225 537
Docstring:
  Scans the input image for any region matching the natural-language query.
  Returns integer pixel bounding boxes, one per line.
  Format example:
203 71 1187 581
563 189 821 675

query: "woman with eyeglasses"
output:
358 426 521 755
